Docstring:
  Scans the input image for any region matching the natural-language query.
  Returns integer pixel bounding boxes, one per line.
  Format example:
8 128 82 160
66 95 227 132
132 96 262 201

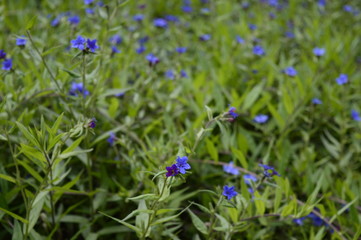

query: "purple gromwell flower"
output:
68 15 80 25
176 47 187 54
87 39 99 52
312 98 322 105
199 34 211 41
176 156 191 174
16 36 27 46
283 66 297 77
243 174 257 185
228 107 238 119
223 161 239 176
236 36 245 44
88 118 97 129
351 110 361 121
253 45 265 56
166 164 180 177
107 132 116 146
69 82 90 97
70 36 86 50
258 163 280 177
222 185 238 200
254 114 269 124
336 74 348 85
146 53 160 67
109 34 122 45
2 59 12 71
154 18 168 28
0 50 6 60
165 70 175 80
313 47 325 57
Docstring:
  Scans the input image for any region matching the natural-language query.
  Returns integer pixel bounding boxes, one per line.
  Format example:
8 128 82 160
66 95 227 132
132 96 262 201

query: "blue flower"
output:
146 53 160 66
69 82 90 96
88 118 96 129
201 8 210 14
16 36 27 46
51 17 61 27
254 114 269 124
86 8 95 14
109 34 122 45
87 39 99 52
176 47 187 54
253 45 265 56
318 0 326 7
111 46 121 54
107 132 116 146
70 36 86 50
351 110 361 121
182 5 193 13
312 98 322 105
166 164 180 177
176 156 191 174
164 15 179 22
248 23 257 31
199 34 211 41
336 74 348 85
344 5 353 12
165 70 175 80
133 14 144 21
68 15 80 25
228 107 238 119
154 18 168 28
243 174 257 185
84 0 93 4
307 212 324 227
313 47 325 57
283 66 297 77
269 12 276 19
259 164 280 177
285 31 295 39
293 217 306 225
222 185 238 200
223 162 239 175
136 45 146 54
180 70 188 78
138 36 149 45
2 59 12 71
236 36 245 44
268 0 278 7
0 50 6 59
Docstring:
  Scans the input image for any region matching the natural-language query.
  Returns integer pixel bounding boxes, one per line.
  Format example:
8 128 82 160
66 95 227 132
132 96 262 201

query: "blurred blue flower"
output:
165 70 175 80
269 12 276 19
51 17 61 27
180 70 188 78
87 39 99 52
107 132 116 146
201 8 210 14
111 46 120 54
335 74 348 85
0 50 6 59
318 0 326 7
84 0 93 4
248 23 257 31
307 212 324 227
223 161 239 175
97 1 104 7
69 82 89 97
293 217 306 225
283 66 297 77
236 36 245 44
253 45 265 56
86 8 95 14
243 174 257 185
136 45 146 54
2 59 12 71
242 2 250 9
259 163 280 177
16 36 27 46
176 47 187 53
222 185 238 200
115 92 125 97
182 5 193 13
176 156 191 174
254 114 269 123
166 164 180 177
70 36 86 50
133 14 144 21
165 15 179 22
109 34 122 45
138 36 149 45
154 18 168 28
228 107 238 119
313 47 325 57
312 98 322 105
343 5 353 12
68 15 80 25
285 31 295 39
268 0 278 7
146 53 160 66
351 110 361 121
88 118 97 129
199 34 211 41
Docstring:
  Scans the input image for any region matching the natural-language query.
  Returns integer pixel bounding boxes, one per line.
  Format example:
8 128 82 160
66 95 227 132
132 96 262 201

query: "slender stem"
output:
207 195 223 240
141 177 169 240
26 30 62 93
44 152 55 227
82 53 87 113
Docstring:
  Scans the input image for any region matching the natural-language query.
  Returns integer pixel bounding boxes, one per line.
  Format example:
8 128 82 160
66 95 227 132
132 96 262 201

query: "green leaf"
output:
0 207 28 224
254 191 265 215
231 147 248 169
98 211 142 234
16 122 40 147
329 197 358 224
28 191 46 233
58 149 93 159
206 139 218 162
242 83 263 110
0 173 16 183
187 209 208 235
12 220 22 240
18 161 43 182
26 16 37 30
128 194 157 201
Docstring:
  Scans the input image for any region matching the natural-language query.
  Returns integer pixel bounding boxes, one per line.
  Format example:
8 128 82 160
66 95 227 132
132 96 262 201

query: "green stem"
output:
207 195 223 240
82 53 87 113
44 152 56 227
141 177 169 240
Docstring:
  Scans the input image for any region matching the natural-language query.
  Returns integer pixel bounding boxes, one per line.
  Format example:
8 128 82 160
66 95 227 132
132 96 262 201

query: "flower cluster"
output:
259 164 280 178
70 36 99 53
1 49 12 71
165 156 191 177
223 161 239 175
222 185 238 200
